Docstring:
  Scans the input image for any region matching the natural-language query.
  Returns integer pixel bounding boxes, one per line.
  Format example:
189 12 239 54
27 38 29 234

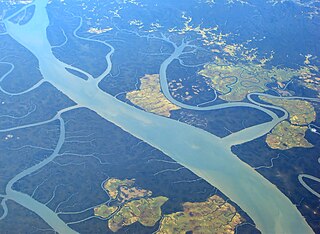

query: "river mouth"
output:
0 0 316 233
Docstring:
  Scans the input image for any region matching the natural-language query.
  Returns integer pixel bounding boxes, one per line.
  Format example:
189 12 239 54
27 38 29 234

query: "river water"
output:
1 0 314 233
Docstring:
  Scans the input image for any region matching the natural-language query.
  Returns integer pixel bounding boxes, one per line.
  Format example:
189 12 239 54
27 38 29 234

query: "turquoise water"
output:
2 1 314 233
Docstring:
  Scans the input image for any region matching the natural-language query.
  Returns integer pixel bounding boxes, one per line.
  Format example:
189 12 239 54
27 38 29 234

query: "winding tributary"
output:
0 1 314 233
298 157 320 199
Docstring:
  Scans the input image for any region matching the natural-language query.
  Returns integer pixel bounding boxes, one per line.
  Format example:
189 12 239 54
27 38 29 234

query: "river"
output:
1 0 314 233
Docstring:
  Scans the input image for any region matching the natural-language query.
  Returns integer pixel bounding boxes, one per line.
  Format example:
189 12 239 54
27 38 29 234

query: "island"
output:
94 178 168 232
94 205 118 219
157 195 244 234
126 74 180 117
258 96 316 150
104 178 136 200
109 196 168 232
103 178 152 203
259 96 316 125
199 58 299 101
266 121 313 150
96 178 245 233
